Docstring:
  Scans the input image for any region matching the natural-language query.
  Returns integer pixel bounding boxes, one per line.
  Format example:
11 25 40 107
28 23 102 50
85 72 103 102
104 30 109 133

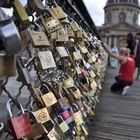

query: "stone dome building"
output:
99 0 140 47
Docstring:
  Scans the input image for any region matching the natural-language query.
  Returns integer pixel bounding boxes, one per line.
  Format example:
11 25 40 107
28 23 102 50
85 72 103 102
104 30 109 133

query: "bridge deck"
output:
88 67 140 140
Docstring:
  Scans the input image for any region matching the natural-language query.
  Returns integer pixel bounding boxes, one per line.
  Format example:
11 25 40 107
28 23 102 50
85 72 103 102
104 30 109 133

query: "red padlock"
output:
7 99 32 139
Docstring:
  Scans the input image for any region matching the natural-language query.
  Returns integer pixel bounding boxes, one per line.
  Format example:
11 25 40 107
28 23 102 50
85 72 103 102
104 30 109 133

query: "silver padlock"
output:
0 18 21 55
16 56 31 85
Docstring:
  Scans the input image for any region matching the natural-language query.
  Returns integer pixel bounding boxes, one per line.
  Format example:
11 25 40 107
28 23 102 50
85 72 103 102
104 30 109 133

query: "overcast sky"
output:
83 0 106 26
2 0 106 26
2 0 140 26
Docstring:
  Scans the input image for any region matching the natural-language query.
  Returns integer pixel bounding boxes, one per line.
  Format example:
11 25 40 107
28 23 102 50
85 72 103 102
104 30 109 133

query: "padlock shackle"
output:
20 109 38 123
6 99 25 117
56 115 64 123
40 83 50 95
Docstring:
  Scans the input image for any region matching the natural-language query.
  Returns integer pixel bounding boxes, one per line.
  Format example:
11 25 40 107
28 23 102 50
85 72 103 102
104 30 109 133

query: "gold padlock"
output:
39 84 57 108
29 30 50 48
56 116 69 133
72 104 83 126
73 50 82 60
33 107 51 124
13 0 30 28
62 74 75 88
71 87 82 99
70 20 81 32
50 2 67 20
41 10 62 33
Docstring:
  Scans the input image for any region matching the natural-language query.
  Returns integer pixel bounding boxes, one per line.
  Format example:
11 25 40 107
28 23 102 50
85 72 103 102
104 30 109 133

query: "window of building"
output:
134 0 138 4
120 0 128 2
133 14 137 24
118 12 126 22
108 0 114 4
106 12 112 24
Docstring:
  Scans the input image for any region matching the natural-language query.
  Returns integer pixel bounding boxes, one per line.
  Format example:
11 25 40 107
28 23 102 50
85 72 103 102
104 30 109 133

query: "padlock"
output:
56 26 69 42
76 30 84 39
82 68 88 77
6 99 32 139
41 10 62 33
16 56 32 85
37 50 56 70
71 103 83 126
56 45 69 58
90 80 97 90
27 0 45 16
89 70 96 78
62 74 75 89
79 43 88 54
39 83 57 108
59 106 70 120
56 115 69 133
29 30 50 48
58 92 70 108
47 120 67 140
33 107 51 124
87 53 96 64
70 20 81 32
50 1 67 20
70 87 82 99
12 0 30 29
0 18 21 55
65 115 74 135
67 24 75 38
73 50 82 61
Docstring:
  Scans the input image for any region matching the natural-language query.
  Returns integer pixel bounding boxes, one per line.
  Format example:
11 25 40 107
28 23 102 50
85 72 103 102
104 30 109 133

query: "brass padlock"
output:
29 30 50 48
72 103 83 126
39 84 57 108
62 74 75 89
73 50 82 61
56 115 69 133
41 10 62 33
56 27 69 42
50 1 67 20
70 20 81 32
70 87 82 99
33 107 51 124
12 0 30 29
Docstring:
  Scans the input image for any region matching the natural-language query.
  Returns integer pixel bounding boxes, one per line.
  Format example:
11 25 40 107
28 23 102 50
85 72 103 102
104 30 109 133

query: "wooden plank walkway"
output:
88 67 140 140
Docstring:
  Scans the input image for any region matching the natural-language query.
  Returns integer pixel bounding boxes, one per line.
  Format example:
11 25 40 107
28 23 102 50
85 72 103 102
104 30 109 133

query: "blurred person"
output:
134 32 140 80
103 41 135 95
127 32 136 57
109 44 119 68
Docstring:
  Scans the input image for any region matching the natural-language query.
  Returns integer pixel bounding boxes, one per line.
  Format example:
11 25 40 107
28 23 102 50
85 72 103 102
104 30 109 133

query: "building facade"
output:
98 0 140 47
